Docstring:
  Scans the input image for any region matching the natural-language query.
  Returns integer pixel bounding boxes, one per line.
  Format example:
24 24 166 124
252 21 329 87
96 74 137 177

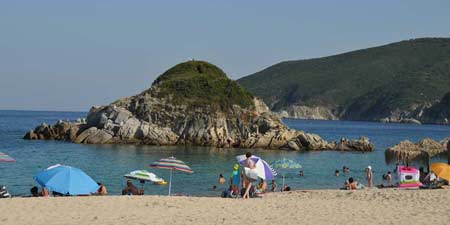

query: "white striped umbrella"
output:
0 152 15 162
149 156 193 195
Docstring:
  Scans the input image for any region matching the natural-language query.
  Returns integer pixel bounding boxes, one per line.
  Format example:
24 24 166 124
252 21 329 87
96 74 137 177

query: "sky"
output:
1 0 450 111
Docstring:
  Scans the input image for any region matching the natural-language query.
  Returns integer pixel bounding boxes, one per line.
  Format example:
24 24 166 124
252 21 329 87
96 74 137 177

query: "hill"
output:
238 38 450 124
24 60 374 152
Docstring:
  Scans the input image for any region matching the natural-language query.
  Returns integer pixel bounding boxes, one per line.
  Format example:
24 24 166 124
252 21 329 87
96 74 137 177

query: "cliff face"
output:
24 61 374 152
420 92 450 125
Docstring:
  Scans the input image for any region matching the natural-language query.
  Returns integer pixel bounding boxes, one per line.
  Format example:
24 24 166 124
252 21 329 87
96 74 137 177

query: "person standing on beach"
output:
271 180 278 192
242 152 256 199
366 166 373 188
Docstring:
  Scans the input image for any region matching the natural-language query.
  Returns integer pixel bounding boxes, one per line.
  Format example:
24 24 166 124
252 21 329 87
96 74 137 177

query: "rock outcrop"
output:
420 92 450 125
278 105 338 120
24 61 374 152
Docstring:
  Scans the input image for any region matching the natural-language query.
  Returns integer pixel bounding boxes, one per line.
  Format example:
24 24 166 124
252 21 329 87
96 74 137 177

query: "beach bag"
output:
244 167 258 181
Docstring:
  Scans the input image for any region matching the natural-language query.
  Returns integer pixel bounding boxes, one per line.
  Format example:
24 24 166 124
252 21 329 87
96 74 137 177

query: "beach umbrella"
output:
124 170 166 189
34 164 99 195
236 155 277 180
271 158 302 191
385 139 446 170
430 163 450 182
271 158 302 169
0 152 15 162
149 156 193 196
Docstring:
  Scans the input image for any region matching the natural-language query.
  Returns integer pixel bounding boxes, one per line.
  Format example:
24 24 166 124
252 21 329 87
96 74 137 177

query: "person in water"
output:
242 152 256 199
299 170 304 176
219 174 226 184
335 170 340 177
96 182 108 195
342 166 350 173
122 180 143 195
366 166 373 188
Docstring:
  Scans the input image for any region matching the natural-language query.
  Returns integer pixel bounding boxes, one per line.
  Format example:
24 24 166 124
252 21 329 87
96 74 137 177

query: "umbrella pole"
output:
168 168 173 196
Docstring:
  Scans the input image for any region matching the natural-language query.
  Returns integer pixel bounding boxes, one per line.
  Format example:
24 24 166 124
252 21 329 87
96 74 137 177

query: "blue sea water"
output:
0 110 449 196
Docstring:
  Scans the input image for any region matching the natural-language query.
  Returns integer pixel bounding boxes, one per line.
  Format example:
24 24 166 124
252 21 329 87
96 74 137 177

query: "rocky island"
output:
24 61 374 152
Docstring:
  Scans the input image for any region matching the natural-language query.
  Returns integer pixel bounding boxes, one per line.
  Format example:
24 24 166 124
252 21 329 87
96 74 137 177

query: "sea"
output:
1 110 449 196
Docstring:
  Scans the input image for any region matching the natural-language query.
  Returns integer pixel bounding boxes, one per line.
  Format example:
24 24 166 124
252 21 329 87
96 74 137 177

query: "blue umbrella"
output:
34 164 99 195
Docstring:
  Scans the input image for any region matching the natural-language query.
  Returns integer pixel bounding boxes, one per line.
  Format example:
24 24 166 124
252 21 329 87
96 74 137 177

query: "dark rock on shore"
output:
24 61 374 152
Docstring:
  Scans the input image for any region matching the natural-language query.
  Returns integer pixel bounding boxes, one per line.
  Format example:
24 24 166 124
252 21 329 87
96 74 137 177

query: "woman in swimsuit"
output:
242 152 256 199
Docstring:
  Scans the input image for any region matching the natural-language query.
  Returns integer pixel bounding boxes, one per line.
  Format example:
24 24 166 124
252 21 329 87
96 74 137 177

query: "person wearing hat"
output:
366 165 373 188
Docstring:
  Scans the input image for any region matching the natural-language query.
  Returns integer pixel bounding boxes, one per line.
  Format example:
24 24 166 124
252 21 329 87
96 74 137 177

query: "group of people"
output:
219 152 292 199
341 165 397 190
28 182 108 197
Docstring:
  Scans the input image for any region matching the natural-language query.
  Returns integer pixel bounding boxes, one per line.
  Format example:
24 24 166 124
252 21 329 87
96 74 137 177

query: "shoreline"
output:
1 189 450 225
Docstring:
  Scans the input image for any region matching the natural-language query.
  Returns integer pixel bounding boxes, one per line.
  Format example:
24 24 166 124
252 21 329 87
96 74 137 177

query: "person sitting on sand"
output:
41 187 50 197
122 180 143 195
96 182 108 195
335 170 340 177
219 174 226 184
283 185 291 192
30 186 40 197
271 180 278 192
256 179 268 194
346 177 361 190
386 171 392 186
242 152 256 199
419 167 428 184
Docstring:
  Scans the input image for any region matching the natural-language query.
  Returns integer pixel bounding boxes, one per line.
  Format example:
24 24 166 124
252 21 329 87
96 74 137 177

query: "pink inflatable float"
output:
397 166 422 188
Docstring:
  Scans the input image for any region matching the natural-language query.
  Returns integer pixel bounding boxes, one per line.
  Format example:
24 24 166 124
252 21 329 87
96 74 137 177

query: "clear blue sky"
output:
1 0 450 111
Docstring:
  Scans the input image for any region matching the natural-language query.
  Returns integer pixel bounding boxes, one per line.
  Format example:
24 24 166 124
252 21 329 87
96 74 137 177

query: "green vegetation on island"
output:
238 38 450 123
149 60 254 110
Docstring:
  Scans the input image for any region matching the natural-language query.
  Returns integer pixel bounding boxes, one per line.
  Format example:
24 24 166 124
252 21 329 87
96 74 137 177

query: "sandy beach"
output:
1 189 450 225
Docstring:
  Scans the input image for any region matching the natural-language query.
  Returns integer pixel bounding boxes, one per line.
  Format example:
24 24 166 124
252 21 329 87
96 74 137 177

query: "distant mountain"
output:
238 38 450 124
